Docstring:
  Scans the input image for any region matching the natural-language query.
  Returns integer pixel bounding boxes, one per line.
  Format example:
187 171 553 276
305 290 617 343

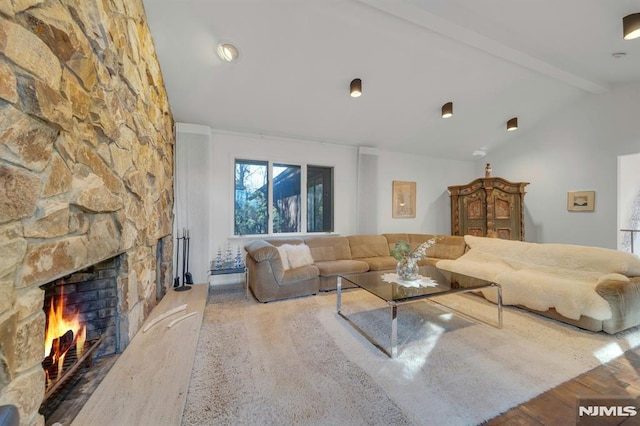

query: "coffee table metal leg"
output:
390 302 398 358
496 283 503 328
337 276 342 313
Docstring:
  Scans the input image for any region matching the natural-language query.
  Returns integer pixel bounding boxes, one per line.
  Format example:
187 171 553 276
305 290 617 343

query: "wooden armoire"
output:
448 177 529 241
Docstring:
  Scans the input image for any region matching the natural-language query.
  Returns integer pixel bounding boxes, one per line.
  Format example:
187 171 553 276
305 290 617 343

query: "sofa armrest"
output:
596 277 640 334
246 240 279 262
245 240 286 282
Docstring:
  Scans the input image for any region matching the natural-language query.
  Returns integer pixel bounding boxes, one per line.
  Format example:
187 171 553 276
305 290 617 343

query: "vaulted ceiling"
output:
143 0 640 160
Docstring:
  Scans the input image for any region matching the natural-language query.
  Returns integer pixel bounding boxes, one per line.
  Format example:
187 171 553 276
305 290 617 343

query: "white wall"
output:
376 150 477 234
175 126 477 284
482 82 640 248
619 152 640 252
174 123 212 285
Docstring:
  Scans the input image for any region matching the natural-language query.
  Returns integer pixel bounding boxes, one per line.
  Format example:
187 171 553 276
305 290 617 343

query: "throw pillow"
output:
285 244 315 269
276 245 290 271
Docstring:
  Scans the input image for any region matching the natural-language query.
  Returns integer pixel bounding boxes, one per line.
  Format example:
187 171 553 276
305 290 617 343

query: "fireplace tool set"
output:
174 228 194 292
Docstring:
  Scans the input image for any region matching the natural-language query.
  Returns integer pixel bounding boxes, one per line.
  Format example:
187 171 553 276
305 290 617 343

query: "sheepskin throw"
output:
436 236 640 321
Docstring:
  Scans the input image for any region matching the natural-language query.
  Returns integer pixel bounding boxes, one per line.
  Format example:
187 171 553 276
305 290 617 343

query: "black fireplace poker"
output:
174 228 191 292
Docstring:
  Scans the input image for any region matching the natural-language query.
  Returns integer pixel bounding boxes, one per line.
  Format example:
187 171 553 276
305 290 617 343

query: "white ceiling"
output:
142 0 640 161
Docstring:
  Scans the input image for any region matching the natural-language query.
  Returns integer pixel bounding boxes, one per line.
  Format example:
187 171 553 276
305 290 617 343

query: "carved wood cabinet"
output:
448 177 529 241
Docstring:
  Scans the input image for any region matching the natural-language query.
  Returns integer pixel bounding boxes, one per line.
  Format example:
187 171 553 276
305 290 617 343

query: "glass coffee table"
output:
337 265 502 358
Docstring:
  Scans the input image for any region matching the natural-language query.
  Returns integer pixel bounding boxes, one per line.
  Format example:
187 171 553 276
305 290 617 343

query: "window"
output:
307 166 333 232
273 164 301 233
234 160 268 235
234 160 333 235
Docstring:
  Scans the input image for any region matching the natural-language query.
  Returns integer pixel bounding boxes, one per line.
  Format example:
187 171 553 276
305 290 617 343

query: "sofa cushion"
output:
409 234 465 260
310 246 336 262
360 256 398 271
305 236 352 261
382 233 410 252
314 260 370 277
348 235 391 258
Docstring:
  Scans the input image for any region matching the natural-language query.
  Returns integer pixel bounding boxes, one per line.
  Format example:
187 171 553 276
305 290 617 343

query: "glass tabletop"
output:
339 265 491 303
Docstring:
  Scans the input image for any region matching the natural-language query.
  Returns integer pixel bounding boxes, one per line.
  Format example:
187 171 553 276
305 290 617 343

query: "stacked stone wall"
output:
0 1 174 424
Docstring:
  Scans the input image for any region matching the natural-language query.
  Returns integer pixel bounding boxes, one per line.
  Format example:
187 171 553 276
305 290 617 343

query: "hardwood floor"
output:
485 346 640 425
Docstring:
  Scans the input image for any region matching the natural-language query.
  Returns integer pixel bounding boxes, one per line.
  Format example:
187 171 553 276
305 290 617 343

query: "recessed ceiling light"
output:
612 52 627 59
507 117 518 131
217 43 239 62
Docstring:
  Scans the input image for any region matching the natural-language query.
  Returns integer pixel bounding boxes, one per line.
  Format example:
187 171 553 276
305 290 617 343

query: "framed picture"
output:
392 181 416 218
567 191 595 212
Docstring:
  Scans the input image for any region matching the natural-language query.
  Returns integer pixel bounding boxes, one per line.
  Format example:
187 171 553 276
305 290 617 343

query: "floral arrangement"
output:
391 237 438 281
390 238 437 261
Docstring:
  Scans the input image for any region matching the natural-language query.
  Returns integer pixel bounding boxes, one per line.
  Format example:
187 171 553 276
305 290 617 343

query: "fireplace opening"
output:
38 256 122 423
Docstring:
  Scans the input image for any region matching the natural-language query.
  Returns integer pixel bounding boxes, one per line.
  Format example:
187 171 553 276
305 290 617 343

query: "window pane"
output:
307 166 333 232
234 160 268 235
273 164 301 233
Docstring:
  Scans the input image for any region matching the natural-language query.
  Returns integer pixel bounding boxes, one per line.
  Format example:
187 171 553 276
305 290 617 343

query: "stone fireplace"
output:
0 1 175 425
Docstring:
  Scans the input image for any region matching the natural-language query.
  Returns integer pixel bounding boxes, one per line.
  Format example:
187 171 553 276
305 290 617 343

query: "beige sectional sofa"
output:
245 233 640 335
244 233 465 302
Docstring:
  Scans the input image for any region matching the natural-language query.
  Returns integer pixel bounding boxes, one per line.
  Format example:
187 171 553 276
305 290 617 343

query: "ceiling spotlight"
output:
623 13 640 40
217 43 239 62
441 102 453 118
350 78 362 97
507 117 518 131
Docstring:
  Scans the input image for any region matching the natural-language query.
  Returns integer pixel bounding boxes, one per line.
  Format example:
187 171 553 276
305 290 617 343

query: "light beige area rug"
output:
182 288 640 425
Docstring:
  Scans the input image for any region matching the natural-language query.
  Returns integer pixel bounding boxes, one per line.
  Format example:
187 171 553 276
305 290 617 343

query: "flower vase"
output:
397 257 419 281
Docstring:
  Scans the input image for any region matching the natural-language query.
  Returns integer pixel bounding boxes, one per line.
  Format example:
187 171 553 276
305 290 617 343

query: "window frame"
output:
232 158 334 237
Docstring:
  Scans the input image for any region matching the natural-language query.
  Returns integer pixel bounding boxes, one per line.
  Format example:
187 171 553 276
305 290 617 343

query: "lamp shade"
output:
507 117 518 131
350 78 362 97
441 102 453 118
623 13 640 40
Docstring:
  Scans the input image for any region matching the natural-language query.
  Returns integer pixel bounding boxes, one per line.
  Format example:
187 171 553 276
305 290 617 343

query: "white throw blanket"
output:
436 236 640 321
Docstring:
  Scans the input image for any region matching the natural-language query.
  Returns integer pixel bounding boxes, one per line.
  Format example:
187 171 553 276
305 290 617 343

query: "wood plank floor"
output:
484 345 640 425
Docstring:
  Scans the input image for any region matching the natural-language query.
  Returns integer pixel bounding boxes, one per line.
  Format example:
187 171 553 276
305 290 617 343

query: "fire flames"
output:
43 286 86 384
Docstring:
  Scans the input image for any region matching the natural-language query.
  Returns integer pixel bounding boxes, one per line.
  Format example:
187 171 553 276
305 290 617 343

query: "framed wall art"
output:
392 181 416 218
567 191 595 212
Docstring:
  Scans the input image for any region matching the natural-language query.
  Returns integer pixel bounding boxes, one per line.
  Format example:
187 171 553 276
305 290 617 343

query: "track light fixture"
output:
507 117 518 131
623 13 640 40
441 102 453 118
350 78 362 97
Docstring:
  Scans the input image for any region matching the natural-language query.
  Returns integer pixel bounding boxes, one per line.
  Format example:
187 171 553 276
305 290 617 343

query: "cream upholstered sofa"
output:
436 235 640 334
244 234 465 302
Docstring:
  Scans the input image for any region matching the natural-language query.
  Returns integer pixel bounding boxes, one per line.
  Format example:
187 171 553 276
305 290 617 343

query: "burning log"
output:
42 329 75 382
42 286 86 387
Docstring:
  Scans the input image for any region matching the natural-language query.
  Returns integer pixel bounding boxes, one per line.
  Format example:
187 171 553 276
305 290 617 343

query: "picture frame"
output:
567 191 595 212
392 181 416 218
